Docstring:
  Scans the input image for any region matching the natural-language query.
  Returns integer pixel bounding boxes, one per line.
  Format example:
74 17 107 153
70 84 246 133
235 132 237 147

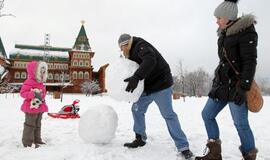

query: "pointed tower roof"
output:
0 37 7 58
73 21 92 51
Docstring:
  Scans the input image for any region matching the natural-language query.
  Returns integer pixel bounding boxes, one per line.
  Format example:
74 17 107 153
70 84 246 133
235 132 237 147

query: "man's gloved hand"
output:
234 88 247 105
124 76 140 93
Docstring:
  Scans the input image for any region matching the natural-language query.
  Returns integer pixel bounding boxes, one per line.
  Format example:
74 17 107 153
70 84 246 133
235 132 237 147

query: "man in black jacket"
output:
118 34 193 159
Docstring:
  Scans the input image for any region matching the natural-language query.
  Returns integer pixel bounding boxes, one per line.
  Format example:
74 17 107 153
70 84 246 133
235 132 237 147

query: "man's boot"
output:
195 139 222 160
124 133 146 148
179 149 194 159
239 147 258 160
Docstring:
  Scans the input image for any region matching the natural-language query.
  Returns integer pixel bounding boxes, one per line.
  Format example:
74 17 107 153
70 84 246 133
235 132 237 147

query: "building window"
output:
73 60 78 66
84 72 89 79
14 72 20 79
48 73 53 80
21 72 27 79
54 74 59 81
78 71 83 79
65 74 70 80
48 63 52 69
85 61 89 67
72 71 77 79
79 60 83 66
59 73 64 81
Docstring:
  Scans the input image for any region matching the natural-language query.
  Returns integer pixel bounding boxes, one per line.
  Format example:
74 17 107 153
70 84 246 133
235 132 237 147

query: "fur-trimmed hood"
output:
218 14 257 36
26 61 48 83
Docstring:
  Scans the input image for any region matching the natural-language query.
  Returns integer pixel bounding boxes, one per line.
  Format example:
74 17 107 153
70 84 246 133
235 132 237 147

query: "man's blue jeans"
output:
131 87 189 151
202 98 256 154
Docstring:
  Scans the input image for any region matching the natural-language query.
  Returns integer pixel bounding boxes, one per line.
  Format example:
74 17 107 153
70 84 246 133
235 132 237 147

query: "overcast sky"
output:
0 0 269 79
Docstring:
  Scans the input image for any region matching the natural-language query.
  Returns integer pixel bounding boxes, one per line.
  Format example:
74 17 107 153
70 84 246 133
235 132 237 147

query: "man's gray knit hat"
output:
118 33 131 47
214 0 239 20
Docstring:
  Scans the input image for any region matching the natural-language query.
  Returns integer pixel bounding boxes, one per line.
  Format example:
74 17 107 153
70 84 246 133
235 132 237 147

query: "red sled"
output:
48 99 80 119
48 113 80 119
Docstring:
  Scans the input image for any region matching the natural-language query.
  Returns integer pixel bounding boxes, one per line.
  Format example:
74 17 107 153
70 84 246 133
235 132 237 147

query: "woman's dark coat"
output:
209 14 258 102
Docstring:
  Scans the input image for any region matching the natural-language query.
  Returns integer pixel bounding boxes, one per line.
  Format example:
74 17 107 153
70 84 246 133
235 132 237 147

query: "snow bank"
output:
78 104 118 144
106 57 144 102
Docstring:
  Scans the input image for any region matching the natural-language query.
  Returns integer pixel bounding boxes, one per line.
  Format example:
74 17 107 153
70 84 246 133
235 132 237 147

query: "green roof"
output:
73 24 91 51
9 44 70 62
15 44 71 52
0 37 7 58
9 54 69 62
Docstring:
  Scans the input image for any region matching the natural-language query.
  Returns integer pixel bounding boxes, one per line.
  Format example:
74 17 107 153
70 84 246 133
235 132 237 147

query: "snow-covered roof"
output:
9 82 74 86
8 44 71 62
9 48 69 62
10 48 69 58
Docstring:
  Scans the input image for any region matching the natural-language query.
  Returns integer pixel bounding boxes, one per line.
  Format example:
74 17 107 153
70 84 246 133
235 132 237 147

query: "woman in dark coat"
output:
195 0 258 160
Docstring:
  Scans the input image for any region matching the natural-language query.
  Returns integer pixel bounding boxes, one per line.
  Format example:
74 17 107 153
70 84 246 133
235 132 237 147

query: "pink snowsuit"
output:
20 61 48 113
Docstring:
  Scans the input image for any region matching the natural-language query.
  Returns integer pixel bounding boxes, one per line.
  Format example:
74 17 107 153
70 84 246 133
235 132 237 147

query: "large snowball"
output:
106 58 144 102
78 104 118 144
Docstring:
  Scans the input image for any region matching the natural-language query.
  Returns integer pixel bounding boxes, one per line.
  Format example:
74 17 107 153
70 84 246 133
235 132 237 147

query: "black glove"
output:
234 88 247 105
124 76 140 93
34 91 42 101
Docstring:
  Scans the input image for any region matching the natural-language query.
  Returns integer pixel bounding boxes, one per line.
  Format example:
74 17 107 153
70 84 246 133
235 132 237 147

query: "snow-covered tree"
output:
172 76 182 93
257 77 270 95
81 80 100 96
184 68 210 96
0 64 8 83
0 79 19 94
0 65 5 75
0 0 15 17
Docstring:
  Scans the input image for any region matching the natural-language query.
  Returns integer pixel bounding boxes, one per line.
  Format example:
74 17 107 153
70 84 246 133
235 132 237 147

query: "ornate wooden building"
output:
7 23 108 93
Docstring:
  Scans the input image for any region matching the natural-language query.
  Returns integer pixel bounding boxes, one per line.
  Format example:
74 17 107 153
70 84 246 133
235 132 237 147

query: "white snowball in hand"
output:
106 58 144 102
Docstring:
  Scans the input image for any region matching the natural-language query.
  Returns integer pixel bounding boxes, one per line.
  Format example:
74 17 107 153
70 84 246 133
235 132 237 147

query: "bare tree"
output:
81 80 100 96
174 58 187 101
257 77 270 95
175 58 184 79
184 67 210 96
172 76 182 93
0 0 15 18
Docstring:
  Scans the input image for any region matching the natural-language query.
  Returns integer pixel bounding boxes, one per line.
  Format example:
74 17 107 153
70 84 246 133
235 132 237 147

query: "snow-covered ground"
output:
0 93 269 160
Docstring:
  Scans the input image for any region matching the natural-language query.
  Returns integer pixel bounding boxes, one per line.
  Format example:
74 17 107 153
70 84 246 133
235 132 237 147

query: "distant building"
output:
7 23 108 93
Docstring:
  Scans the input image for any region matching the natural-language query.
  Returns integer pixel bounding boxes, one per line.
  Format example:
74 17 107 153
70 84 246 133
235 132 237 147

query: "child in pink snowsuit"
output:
20 61 48 148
